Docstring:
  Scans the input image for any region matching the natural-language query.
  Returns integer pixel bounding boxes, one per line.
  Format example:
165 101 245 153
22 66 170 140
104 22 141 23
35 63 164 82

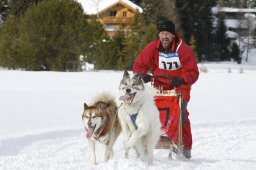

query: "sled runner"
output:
151 75 184 159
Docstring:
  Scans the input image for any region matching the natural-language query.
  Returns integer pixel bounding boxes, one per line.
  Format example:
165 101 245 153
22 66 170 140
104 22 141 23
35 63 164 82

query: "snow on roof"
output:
225 19 248 29
76 0 143 15
212 7 256 29
226 30 239 39
212 7 256 14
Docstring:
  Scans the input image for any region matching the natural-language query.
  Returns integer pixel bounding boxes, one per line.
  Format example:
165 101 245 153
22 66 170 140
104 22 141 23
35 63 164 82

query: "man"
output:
132 19 199 159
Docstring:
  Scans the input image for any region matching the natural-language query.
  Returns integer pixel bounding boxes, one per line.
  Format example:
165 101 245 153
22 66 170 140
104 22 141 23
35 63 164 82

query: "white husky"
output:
118 70 161 165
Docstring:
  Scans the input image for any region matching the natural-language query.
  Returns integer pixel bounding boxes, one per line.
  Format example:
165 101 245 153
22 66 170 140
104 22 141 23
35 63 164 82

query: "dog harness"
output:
121 103 141 131
129 113 138 130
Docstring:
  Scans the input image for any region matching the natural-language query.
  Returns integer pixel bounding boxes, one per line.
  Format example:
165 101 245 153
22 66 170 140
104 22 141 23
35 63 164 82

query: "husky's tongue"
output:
86 127 94 138
119 94 132 101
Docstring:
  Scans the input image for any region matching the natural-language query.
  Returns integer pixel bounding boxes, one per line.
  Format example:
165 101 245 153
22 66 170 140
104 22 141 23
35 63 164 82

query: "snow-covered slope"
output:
1 64 256 169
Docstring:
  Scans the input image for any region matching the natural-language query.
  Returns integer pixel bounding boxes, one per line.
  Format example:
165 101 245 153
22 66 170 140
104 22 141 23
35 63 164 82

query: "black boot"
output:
183 149 191 159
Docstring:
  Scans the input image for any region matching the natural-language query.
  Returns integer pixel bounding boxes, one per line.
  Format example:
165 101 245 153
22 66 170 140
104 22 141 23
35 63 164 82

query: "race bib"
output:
159 52 181 70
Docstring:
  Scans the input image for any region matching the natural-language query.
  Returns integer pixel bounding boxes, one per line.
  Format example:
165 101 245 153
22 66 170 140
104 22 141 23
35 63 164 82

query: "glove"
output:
142 74 152 83
171 77 186 87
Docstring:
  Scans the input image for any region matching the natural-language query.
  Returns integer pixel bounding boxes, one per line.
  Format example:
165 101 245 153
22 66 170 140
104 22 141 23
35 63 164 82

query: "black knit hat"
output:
158 20 175 34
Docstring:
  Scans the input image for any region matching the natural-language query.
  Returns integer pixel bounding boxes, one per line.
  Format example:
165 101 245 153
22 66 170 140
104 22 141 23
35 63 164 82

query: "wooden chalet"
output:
78 0 143 37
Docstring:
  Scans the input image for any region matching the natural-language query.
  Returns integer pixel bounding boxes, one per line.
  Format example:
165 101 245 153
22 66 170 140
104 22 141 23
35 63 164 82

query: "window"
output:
109 11 117 17
123 11 127 17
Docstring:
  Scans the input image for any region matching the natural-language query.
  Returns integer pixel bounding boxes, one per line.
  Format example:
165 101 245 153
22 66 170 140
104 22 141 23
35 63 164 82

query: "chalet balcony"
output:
102 17 133 24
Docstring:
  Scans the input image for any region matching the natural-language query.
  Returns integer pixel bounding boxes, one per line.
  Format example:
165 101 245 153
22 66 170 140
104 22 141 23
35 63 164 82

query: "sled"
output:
151 75 184 159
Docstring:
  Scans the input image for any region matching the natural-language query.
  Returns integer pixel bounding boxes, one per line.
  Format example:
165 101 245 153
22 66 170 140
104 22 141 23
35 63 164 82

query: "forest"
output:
0 0 255 71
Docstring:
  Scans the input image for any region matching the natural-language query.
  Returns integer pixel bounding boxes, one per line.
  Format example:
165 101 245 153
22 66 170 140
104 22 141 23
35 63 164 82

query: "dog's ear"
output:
134 72 142 81
84 103 88 109
123 70 130 79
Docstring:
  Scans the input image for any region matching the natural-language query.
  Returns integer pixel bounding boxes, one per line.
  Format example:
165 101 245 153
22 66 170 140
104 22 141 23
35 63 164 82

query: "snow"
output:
212 6 256 30
1 62 256 169
76 0 143 15
224 19 248 29
226 30 239 39
212 7 256 14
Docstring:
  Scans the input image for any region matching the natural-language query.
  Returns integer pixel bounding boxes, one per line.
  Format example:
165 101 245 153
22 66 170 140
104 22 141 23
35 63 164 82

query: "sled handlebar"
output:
151 75 176 84
150 75 184 96
151 75 174 80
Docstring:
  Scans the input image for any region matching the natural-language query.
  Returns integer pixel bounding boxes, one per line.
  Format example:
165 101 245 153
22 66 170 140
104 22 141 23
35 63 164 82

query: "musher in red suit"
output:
132 19 199 159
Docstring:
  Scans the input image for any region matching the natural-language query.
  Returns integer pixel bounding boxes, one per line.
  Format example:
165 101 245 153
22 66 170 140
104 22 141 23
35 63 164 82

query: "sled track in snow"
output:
0 120 256 170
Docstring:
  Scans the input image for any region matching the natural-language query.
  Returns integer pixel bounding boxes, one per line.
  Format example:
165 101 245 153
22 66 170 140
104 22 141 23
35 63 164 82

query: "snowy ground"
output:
1 63 256 170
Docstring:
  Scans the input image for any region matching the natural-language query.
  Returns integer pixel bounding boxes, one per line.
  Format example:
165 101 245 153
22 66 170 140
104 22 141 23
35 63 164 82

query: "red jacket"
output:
133 33 199 101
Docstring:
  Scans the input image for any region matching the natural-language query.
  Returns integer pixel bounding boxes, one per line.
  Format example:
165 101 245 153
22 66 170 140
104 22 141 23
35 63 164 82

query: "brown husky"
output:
82 92 121 164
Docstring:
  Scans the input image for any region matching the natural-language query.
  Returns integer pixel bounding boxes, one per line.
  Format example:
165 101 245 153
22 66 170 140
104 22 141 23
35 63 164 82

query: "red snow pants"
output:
182 110 192 150
154 95 192 150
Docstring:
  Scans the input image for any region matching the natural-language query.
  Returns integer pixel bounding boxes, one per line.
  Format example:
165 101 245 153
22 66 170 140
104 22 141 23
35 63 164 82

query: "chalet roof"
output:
76 0 143 15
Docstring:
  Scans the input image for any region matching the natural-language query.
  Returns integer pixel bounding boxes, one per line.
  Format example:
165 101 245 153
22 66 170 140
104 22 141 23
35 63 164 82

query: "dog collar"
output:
94 115 109 141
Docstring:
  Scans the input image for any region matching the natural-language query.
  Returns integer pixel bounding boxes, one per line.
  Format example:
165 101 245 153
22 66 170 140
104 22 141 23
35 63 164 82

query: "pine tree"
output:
110 31 125 69
0 0 9 23
217 0 254 8
247 0 256 8
231 43 241 64
0 16 20 68
8 0 43 17
129 0 142 4
121 14 158 70
160 0 182 33
189 34 198 62
0 0 88 71
136 0 181 31
214 15 231 61
176 0 216 61
82 16 113 69
217 0 225 6
140 0 164 24
252 28 256 47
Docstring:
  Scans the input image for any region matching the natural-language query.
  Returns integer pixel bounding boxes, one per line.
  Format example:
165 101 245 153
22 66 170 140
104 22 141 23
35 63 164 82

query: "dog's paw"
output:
91 156 96 165
125 149 129 159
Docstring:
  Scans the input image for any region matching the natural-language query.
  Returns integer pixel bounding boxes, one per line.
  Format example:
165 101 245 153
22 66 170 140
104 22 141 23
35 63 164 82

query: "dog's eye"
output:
122 79 128 86
92 115 96 118
132 83 138 86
